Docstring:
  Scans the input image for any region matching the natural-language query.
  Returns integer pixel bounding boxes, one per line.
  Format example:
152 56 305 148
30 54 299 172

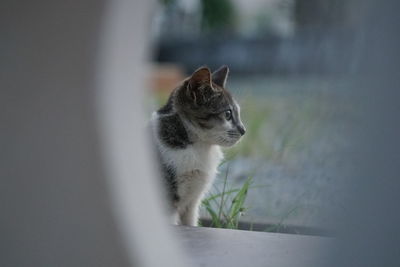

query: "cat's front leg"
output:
180 199 201 226
171 209 180 225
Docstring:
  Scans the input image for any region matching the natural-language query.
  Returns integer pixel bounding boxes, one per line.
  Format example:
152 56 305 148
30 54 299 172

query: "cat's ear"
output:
212 65 229 87
186 67 212 105
189 67 212 88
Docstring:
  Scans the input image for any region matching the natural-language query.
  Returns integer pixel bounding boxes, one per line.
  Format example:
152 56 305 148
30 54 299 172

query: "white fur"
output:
151 112 223 226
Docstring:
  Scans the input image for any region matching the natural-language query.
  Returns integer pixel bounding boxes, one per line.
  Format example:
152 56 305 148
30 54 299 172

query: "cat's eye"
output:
224 110 232 120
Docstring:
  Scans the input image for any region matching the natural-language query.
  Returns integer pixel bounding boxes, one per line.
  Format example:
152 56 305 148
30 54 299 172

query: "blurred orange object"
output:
149 64 185 94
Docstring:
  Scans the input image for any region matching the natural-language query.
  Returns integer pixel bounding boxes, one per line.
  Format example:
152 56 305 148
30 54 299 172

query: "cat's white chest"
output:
168 144 222 177
151 114 223 176
169 144 222 211
151 113 223 224
160 141 223 211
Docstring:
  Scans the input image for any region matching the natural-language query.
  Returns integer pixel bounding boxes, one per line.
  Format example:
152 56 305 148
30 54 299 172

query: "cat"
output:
151 65 245 226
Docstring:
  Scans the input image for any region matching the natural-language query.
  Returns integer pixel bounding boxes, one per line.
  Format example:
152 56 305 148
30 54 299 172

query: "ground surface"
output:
175 226 332 267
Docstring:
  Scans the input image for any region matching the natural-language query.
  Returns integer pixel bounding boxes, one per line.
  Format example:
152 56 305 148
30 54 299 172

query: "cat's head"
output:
175 66 246 147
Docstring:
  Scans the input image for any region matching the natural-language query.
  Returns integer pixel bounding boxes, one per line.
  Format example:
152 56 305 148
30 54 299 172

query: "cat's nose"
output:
237 125 246 136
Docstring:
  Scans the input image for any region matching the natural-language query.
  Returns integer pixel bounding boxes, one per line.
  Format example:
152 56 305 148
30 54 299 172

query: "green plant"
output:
201 165 253 229
201 0 235 32
264 205 299 233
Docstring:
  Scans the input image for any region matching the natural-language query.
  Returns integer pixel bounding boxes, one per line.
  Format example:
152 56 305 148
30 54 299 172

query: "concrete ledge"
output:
175 226 331 267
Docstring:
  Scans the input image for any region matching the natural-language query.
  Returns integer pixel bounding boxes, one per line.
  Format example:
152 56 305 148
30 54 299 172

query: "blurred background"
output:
3 0 400 266
147 0 358 234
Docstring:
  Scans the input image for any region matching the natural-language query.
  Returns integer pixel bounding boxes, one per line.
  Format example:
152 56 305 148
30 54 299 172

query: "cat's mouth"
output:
227 130 242 139
217 134 242 147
